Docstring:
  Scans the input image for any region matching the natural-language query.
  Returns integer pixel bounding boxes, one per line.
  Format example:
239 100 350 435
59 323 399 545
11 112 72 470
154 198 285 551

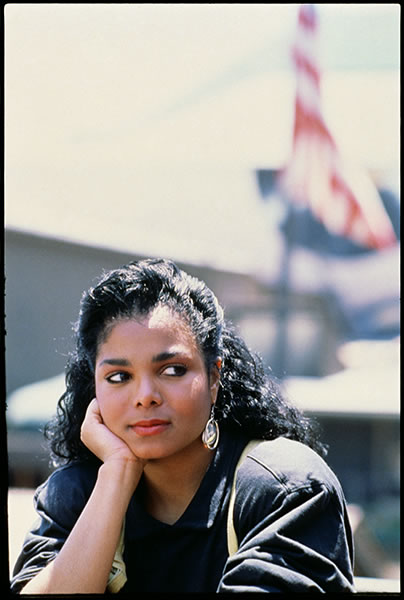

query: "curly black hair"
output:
44 258 326 464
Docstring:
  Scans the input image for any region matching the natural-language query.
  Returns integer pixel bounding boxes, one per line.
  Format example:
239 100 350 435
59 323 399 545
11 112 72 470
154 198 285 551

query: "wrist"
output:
98 457 143 496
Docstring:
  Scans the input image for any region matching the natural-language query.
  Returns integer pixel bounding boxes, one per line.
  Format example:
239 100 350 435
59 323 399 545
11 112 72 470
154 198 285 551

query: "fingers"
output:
88 397 100 415
81 398 101 443
86 397 103 423
80 398 136 465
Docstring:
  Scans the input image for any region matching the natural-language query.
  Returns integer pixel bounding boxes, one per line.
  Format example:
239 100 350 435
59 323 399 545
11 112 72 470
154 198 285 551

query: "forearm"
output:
22 459 140 594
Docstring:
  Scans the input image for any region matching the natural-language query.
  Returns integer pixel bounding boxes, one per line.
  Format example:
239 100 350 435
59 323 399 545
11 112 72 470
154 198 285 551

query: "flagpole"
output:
275 199 295 379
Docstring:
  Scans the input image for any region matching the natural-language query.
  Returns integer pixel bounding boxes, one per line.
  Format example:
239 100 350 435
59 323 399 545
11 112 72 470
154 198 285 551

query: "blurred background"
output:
4 3 399 588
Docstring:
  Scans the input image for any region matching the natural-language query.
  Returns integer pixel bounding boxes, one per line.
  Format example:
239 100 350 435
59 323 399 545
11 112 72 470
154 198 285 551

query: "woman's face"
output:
94 306 219 461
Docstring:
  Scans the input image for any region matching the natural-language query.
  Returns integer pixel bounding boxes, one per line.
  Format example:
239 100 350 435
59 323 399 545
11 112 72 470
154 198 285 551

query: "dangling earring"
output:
202 405 220 450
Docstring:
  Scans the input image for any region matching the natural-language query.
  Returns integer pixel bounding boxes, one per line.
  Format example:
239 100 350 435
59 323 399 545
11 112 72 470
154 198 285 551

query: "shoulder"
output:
236 437 343 504
34 460 99 523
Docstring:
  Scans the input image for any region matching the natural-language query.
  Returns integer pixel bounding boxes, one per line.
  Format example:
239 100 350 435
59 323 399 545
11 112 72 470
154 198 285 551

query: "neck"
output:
142 440 215 525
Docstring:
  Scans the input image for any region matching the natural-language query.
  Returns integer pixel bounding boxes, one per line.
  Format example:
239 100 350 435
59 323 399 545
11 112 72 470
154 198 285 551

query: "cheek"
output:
95 381 123 423
181 377 212 420
94 379 106 407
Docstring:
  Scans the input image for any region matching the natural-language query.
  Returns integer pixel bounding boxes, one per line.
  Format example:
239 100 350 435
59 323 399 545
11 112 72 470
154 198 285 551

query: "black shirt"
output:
10 432 355 593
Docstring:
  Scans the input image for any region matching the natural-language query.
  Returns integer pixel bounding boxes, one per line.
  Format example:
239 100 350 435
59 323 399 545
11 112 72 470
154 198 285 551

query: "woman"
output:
10 258 355 593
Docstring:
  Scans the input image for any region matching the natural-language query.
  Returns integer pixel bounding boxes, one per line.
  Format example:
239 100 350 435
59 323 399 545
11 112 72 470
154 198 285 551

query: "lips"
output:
131 419 170 437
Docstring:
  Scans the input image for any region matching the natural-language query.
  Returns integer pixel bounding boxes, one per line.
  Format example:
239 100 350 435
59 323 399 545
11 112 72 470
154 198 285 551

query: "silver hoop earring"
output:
202 406 220 450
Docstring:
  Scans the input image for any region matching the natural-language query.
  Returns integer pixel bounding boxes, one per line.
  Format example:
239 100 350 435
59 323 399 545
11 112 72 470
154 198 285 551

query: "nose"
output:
133 376 162 408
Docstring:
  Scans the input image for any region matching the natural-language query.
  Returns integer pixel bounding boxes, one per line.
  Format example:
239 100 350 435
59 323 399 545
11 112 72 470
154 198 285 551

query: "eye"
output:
162 365 187 377
106 372 130 384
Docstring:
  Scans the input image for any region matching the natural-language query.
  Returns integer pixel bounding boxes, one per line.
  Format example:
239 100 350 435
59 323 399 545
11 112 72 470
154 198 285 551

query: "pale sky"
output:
4 3 400 273
5 3 400 169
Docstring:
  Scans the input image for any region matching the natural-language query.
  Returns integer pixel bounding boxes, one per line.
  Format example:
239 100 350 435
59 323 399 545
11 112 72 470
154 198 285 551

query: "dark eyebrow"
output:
99 351 188 368
99 358 131 367
152 351 180 363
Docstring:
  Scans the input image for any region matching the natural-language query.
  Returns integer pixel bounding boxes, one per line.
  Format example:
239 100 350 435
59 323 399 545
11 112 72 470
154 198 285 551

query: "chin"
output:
129 441 171 460
132 438 201 461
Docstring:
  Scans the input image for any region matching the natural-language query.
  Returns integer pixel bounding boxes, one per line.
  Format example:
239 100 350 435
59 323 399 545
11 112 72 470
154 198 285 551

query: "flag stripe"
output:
279 4 396 250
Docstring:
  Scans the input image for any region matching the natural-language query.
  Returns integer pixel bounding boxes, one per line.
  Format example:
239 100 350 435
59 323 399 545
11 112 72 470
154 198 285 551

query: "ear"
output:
209 358 221 404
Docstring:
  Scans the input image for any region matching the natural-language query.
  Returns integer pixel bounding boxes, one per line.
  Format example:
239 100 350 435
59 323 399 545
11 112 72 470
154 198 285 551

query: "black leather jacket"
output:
10 433 355 593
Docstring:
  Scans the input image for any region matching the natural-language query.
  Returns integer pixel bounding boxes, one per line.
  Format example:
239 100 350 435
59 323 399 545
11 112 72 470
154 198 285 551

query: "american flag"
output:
278 4 396 250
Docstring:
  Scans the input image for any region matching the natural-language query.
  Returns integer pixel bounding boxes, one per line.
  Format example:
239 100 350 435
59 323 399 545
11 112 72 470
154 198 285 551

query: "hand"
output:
81 398 145 468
